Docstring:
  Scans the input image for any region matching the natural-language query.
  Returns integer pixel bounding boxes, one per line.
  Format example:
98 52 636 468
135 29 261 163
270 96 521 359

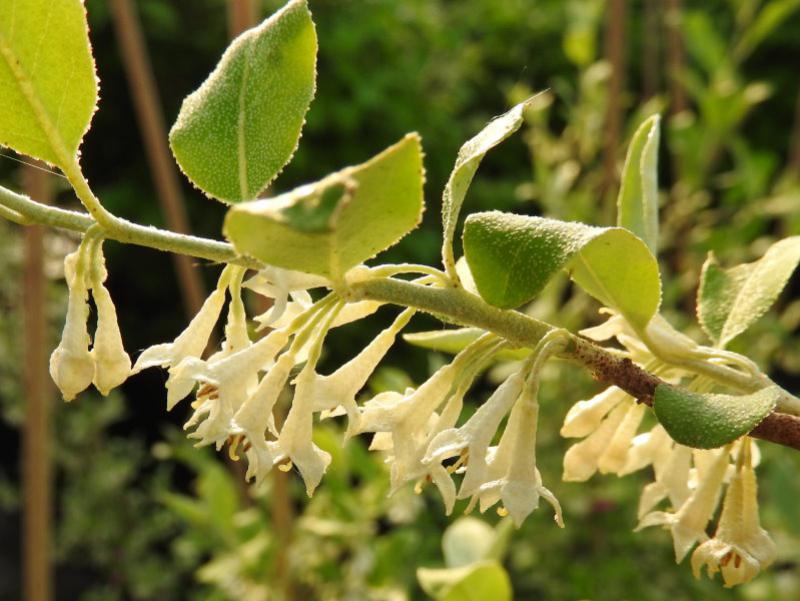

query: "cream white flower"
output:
424 369 526 501
88 248 131 395
560 386 629 438
472 382 563 527
245 266 328 327
637 446 730 562
133 286 227 407
267 361 332 496
562 400 628 482
691 441 775 587
49 249 94 401
308 309 414 436
637 443 692 518
619 424 672 476
179 329 291 448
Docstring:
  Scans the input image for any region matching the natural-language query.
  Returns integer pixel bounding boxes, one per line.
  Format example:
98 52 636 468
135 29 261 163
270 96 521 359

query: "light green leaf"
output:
653 384 779 449
441 99 534 277
169 0 316 203
698 237 800 347
617 115 660 254
0 0 98 168
224 134 424 278
442 517 496 568
404 328 530 361
734 0 800 62
462 212 661 328
417 561 512 601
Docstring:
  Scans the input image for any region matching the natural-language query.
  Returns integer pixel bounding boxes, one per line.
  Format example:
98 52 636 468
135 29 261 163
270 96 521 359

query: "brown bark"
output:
21 164 53 601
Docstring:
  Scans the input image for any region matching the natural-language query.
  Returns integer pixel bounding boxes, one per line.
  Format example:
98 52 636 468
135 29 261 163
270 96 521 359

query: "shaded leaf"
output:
442 517 496 568
441 99 533 276
0 0 98 168
224 134 424 278
653 384 778 449
463 212 660 328
698 237 800 347
169 0 316 203
404 328 529 361
617 115 660 254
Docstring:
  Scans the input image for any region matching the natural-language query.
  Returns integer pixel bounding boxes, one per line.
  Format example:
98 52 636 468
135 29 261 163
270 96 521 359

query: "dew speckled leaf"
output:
617 115 660 254
462 211 661 328
698 237 800 347
169 0 316 203
224 134 424 278
441 99 533 275
654 384 779 449
0 0 98 168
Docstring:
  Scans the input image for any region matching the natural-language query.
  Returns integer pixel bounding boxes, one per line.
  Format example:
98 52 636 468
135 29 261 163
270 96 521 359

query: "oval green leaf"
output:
653 384 779 449
617 115 660 254
698 237 800 347
417 561 512 601
441 98 535 276
462 211 661 328
224 133 424 278
0 0 98 168
169 0 317 203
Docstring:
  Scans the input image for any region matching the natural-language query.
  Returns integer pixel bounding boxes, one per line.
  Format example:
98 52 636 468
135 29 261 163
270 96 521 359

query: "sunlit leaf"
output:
463 212 661 328
617 115 660 254
224 134 424 278
698 237 800 347
0 0 98 168
417 561 512 601
169 0 317 203
653 384 778 449
441 99 533 276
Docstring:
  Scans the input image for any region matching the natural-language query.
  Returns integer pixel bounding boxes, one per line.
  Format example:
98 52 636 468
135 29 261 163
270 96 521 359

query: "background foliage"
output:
2 0 800 599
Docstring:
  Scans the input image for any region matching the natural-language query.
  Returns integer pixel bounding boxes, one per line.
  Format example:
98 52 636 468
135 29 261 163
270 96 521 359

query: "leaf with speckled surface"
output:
654 384 779 448
698 237 800 348
617 115 660 254
169 0 316 203
441 98 533 274
0 0 98 168
224 134 424 278
462 212 661 328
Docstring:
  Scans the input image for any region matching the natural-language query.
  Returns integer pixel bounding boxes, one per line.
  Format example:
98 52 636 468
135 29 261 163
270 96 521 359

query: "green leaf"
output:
698 237 800 347
653 384 779 449
169 0 317 203
404 328 530 361
617 115 660 254
735 0 800 62
417 561 512 601
441 99 534 276
0 0 98 168
224 134 424 278
463 212 660 328
442 517 496 568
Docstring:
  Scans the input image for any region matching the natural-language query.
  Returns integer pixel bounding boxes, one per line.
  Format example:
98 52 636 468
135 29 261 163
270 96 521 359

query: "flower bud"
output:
49 250 94 401
90 282 131 395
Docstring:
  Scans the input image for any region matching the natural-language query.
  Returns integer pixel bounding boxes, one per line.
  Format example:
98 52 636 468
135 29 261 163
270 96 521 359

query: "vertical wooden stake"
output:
109 0 206 317
602 0 627 204
22 164 53 601
643 0 660 100
665 0 687 115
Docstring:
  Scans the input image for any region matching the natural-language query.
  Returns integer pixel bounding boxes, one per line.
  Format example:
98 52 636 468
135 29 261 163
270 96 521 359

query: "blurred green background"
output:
2 0 800 599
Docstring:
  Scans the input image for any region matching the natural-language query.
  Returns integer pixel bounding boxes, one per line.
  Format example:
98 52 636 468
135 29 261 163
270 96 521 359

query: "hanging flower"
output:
88 244 131 395
691 440 775 587
637 446 731 562
244 265 328 327
49 248 94 401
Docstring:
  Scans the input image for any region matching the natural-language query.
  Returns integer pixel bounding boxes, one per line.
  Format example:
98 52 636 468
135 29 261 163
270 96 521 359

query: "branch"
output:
4 184 800 451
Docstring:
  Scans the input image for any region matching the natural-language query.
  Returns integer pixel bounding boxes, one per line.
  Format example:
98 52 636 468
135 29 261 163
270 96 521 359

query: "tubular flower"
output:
637 446 731 562
179 328 291 448
472 380 563 527
691 440 775 587
88 245 131 395
49 247 94 401
244 265 328 327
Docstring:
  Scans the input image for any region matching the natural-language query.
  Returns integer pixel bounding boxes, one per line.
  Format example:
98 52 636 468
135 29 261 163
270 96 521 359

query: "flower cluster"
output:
560 309 775 587
50 234 131 401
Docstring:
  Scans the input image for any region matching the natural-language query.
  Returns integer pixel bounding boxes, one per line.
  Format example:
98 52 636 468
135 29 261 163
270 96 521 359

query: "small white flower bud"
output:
90 282 131 395
49 250 93 401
